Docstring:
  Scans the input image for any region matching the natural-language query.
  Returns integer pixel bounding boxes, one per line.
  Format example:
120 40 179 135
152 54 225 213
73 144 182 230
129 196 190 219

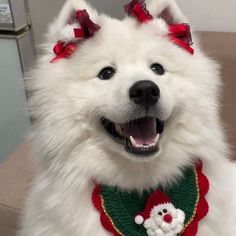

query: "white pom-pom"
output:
135 215 144 225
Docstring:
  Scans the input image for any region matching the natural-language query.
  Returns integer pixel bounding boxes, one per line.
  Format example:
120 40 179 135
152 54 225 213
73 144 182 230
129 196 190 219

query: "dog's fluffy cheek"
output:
158 84 175 121
68 78 131 124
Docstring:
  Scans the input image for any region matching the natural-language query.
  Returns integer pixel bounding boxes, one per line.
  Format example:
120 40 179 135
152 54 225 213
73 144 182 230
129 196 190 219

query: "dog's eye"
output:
150 63 165 75
98 67 116 80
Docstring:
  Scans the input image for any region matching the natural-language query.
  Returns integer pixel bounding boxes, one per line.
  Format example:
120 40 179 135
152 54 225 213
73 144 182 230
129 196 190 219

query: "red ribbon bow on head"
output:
51 9 101 63
124 0 153 23
168 24 194 54
50 41 77 63
51 1 194 63
74 9 101 39
125 0 194 55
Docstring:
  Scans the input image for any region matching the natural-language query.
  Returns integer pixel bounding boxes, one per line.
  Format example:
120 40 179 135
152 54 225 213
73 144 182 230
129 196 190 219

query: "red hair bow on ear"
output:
168 24 194 54
125 0 194 55
74 9 101 39
50 41 77 63
51 9 101 63
124 0 153 23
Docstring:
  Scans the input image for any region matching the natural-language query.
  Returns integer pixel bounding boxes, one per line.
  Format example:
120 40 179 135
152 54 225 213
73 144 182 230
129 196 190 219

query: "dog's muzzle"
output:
101 80 165 157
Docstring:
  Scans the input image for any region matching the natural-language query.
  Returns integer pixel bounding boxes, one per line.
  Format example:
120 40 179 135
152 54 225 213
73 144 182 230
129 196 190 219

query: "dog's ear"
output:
49 0 99 43
147 0 187 24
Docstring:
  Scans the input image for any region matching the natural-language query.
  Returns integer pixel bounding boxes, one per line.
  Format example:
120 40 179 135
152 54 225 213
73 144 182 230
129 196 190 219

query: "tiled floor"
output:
0 143 34 236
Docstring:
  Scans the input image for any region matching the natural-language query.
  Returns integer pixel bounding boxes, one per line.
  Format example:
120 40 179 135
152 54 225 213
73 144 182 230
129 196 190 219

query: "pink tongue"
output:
122 118 156 145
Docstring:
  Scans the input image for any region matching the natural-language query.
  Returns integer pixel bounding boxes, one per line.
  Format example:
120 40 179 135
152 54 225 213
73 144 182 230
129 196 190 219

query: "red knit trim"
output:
182 162 209 236
92 185 103 212
92 185 121 236
183 221 198 236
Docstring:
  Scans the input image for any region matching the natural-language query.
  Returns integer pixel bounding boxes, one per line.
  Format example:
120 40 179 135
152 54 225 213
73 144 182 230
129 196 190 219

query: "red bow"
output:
51 10 101 63
125 0 194 55
74 9 101 38
168 24 194 54
124 0 153 23
50 41 77 63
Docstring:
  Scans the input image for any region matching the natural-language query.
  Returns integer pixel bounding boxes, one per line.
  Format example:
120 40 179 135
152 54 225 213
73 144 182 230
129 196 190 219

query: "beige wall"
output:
178 0 236 32
28 0 236 46
28 0 65 46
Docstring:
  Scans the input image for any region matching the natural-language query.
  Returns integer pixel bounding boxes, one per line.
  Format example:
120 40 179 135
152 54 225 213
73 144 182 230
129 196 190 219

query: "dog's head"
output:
31 0 221 189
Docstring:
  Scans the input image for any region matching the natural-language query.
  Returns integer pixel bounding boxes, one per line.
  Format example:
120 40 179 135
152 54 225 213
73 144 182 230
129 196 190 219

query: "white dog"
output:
18 0 236 235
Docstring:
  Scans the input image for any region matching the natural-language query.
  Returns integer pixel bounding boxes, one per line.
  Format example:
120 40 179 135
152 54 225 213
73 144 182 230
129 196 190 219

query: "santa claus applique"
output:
135 190 185 236
93 163 209 236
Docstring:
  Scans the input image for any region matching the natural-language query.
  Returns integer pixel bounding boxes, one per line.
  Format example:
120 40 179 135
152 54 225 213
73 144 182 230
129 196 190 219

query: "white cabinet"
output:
0 36 32 161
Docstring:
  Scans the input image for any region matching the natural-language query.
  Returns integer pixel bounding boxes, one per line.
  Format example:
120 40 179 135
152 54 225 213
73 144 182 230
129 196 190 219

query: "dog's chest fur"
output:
24 160 236 236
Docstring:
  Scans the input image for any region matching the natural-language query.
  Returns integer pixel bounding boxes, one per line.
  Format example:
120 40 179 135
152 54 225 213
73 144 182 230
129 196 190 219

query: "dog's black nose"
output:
129 80 160 108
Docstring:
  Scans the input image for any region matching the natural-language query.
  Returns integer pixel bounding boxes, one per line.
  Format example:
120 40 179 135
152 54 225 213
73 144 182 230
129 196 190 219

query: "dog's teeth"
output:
141 144 150 149
154 134 160 144
130 135 160 149
130 136 138 148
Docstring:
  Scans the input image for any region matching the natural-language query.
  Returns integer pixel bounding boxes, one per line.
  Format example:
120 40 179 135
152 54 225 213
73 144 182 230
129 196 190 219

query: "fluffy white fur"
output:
18 0 236 235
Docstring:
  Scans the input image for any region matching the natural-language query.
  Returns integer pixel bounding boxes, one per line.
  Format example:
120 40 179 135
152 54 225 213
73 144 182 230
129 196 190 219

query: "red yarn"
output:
183 221 198 236
183 162 209 235
92 185 120 236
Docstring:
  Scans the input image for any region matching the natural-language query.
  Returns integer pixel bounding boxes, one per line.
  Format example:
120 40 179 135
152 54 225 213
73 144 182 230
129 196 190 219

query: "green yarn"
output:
100 166 198 236
165 168 198 225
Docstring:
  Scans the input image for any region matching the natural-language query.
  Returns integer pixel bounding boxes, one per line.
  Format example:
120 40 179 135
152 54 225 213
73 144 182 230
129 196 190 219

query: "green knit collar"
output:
92 162 209 236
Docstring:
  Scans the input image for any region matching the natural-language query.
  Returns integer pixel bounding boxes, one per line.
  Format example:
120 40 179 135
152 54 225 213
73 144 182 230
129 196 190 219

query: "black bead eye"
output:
163 209 167 213
98 67 116 80
151 63 165 75
158 212 163 216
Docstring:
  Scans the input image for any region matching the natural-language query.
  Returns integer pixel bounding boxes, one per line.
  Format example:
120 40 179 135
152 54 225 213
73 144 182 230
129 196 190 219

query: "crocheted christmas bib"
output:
92 162 209 236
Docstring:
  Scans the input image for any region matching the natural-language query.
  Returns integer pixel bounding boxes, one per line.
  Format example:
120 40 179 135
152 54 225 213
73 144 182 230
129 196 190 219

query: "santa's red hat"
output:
135 190 171 225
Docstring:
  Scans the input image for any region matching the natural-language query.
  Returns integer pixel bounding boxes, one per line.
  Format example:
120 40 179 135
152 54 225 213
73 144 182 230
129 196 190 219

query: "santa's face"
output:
143 203 185 236
151 203 177 224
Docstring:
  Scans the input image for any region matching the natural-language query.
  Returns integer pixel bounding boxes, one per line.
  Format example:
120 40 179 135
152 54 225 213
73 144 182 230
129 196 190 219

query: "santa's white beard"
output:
144 207 185 236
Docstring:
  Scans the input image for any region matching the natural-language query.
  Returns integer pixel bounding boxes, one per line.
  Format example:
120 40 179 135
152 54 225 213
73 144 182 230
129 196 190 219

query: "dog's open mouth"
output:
101 117 164 156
